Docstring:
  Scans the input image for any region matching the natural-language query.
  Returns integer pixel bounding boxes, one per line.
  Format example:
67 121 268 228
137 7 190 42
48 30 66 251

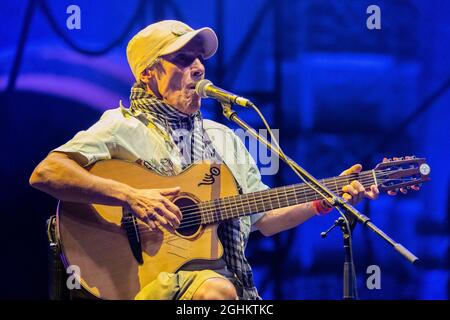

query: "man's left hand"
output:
340 164 379 205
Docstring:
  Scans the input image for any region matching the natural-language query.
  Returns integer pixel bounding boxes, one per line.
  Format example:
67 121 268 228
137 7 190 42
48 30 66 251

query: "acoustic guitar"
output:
57 157 430 299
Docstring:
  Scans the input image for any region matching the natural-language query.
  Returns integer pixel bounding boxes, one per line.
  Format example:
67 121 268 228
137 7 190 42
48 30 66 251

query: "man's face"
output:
145 39 206 114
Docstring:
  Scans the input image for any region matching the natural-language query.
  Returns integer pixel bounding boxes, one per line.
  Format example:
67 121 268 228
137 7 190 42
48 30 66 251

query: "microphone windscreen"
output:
195 79 213 98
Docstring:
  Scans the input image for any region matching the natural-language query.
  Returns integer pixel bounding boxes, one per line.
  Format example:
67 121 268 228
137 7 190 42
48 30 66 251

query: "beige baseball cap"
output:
126 20 218 81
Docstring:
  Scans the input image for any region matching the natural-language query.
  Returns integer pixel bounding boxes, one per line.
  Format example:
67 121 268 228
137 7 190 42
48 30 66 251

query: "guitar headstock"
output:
374 156 430 193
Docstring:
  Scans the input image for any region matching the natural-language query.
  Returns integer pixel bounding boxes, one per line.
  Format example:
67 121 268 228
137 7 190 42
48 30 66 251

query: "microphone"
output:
195 79 253 107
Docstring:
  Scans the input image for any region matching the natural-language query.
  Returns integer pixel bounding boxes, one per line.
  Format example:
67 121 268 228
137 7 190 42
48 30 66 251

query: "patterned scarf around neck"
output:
129 82 217 168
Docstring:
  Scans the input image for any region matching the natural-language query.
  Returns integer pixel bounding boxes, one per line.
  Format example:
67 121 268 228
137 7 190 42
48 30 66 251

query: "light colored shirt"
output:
54 103 269 226
54 103 270 299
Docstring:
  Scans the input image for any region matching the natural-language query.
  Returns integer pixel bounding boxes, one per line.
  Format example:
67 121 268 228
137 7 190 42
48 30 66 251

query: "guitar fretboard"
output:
185 170 379 225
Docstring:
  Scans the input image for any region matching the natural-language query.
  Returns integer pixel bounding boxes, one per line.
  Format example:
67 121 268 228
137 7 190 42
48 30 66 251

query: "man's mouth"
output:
187 83 196 91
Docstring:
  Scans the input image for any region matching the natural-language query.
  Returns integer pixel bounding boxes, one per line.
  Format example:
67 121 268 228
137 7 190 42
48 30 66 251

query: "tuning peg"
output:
387 189 397 196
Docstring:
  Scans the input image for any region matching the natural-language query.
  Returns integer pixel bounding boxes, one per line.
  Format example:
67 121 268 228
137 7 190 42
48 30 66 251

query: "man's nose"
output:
190 58 204 80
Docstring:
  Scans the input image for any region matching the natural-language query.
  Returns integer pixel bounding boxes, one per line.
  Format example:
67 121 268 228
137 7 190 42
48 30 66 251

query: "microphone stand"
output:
321 216 358 299
220 102 419 299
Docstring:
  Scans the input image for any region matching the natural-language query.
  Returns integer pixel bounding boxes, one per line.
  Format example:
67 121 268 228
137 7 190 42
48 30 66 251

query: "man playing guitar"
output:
30 20 385 300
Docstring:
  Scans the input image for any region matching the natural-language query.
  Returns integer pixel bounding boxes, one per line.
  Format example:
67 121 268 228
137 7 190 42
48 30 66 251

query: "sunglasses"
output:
162 52 205 68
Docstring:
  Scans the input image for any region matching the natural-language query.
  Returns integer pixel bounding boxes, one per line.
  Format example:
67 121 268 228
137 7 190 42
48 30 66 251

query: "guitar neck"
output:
197 169 378 224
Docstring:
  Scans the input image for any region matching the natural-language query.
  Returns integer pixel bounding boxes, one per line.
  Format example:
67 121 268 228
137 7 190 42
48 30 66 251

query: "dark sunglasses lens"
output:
173 53 203 67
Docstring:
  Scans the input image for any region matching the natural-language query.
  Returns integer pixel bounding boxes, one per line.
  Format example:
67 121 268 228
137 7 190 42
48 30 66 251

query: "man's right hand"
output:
30 152 183 234
124 186 182 233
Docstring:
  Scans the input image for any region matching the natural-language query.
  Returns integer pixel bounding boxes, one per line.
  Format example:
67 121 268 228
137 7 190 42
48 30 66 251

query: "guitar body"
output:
57 160 239 300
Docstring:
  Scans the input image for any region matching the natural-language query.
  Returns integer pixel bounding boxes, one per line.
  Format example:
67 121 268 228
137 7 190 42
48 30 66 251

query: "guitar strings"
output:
120 168 400 226
122 173 412 239
127 173 410 237
122 167 408 221
120 170 407 235
76 169 410 243
128 174 418 244
121 172 376 228
121 170 376 222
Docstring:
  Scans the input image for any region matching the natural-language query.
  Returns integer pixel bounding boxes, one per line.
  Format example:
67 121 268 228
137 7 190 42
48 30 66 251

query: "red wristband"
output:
313 199 333 216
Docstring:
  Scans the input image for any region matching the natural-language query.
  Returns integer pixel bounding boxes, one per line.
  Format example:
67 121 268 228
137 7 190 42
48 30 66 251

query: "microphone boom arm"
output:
220 102 419 265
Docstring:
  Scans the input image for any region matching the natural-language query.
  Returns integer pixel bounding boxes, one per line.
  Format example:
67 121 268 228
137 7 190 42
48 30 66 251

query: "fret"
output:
303 183 308 204
259 191 267 212
215 199 224 223
232 196 239 218
292 185 299 205
249 192 258 214
230 196 239 218
214 198 222 223
226 196 235 220
207 202 215 224
372 169 378 187
236 194 246 218
219 198 227 222
278 186 284 207
319 179 325 201
205 202 212 224
244 193 253 216
251 193 258 213
275 188 281 209
206 200 213 223
257 191 264 212
259 189 269 211
242 193 253 212
324 179 333 197
267 190 274 211
249 191 258 214
283 186 290 207
334 177 339 196
219 197 226 221
211 202 217 223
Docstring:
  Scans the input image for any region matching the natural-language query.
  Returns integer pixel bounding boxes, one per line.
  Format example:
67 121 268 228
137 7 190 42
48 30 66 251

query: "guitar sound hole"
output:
175 196 202 237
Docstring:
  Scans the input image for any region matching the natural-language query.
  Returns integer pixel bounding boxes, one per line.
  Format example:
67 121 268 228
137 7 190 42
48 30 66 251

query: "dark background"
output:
0 0 448 299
